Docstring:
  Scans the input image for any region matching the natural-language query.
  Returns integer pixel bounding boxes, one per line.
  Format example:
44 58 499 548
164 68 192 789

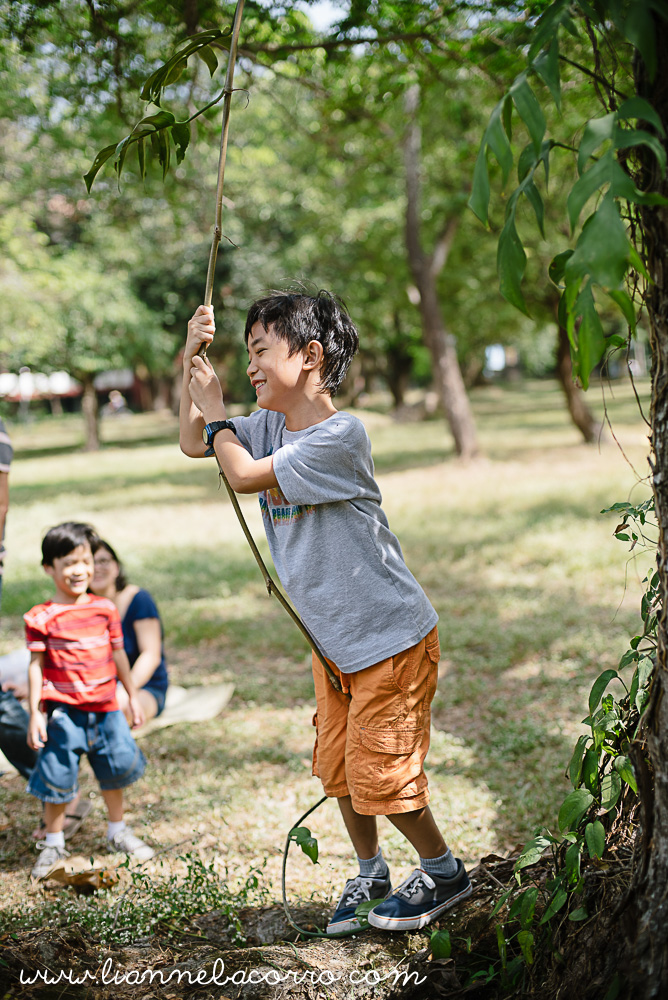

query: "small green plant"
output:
484 496 656 988
0 854 266 948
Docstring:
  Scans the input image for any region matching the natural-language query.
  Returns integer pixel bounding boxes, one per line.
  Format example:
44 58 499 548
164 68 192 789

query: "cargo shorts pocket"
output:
353 724 425 802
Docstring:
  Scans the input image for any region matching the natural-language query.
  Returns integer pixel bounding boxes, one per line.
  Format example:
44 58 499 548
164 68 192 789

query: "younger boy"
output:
180 292 471 932
25 522 154 879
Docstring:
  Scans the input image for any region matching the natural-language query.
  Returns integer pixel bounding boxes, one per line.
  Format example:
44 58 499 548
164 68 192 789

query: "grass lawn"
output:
0 377 653 928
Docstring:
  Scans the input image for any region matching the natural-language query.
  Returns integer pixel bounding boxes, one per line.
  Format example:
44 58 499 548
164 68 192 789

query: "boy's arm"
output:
27 652 47 750
181 305 278 493
113 649 145 729
179 305 214 458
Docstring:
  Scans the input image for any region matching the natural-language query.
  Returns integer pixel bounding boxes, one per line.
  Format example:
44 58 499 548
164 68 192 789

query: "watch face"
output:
202 425 210 444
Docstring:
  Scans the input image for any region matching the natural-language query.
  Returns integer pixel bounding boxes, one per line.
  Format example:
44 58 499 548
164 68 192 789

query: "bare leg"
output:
101 788 124 823
43 802 67 834
116 686 159 725
387 806 447 859
337 795 380 859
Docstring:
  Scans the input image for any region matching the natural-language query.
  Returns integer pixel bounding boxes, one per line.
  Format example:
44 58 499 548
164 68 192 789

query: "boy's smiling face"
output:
246 322 314 412
44 543 94 603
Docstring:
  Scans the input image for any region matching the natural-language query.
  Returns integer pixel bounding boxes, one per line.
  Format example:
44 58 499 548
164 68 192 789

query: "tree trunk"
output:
556 323 602 444
622 15 668 996
81 375 100 451
385 311 413 410
403 83 479 460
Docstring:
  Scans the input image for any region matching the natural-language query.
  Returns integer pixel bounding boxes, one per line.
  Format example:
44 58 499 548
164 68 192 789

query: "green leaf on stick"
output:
558 788 594 832
585 820 605 859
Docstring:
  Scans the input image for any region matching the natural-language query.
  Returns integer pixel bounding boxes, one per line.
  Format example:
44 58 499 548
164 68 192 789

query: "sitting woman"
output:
91 541 169 724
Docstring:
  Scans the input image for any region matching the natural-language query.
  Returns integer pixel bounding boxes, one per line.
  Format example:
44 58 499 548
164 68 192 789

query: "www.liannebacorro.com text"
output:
20 957 426 988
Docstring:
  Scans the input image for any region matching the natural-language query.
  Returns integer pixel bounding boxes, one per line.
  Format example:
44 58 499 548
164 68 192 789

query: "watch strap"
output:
204 419 235 456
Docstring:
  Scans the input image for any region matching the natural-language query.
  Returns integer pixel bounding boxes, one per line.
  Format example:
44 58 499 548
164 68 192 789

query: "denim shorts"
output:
27 704 146 804
142 684 167 717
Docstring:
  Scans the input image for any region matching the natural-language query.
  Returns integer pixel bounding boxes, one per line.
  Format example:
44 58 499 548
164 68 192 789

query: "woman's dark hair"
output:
41 522 100 566
96 540 128 591
244 288 359 396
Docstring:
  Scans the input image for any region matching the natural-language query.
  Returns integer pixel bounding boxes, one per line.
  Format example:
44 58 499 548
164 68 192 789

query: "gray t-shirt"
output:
230 409 438 673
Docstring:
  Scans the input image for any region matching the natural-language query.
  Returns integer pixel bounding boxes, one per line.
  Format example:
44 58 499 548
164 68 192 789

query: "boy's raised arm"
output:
179 305 215 458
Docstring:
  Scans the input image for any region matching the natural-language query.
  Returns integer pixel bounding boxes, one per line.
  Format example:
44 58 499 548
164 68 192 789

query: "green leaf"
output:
491 887 513 916
353 898 377 928
616 97 666 136
515 834 553 875
607 290 637 336
589 670 619 715
431 928 452 959
569 734 590 787
614 755 638 793
289 825 319 864
539 885 568 924
528 0 571 60
567 153 611 232
171 122 191 164
510 75 546 153
520 886 539 928
197 44 219 76
614 128 667 178
532 38 560 109
578 113 616 174
518 929 535 965
569 907 589 922
487 101 514 185
164 57 188 86
565 197 630 289
600 771 622 813
558 788 594 832
564 839 583 884
582 748 600 794
83 143 117 193
498 197 529 315
469 143 491 225
549 250 574 286
137 136 146 181
585 820 605 859
570 283 607 390
523 179 545 236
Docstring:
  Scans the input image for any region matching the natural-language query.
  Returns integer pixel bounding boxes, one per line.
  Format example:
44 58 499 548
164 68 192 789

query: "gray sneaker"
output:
327 870 393 934
108 826 155 862
31 842 70 880
368 862 472 931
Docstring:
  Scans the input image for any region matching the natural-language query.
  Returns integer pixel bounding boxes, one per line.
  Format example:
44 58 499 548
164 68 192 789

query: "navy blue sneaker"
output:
327 870 393 934
367 862 471 931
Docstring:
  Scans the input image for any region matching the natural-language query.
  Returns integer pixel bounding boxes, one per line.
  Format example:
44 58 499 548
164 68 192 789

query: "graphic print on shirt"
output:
256 443 315 527
259 485 316 527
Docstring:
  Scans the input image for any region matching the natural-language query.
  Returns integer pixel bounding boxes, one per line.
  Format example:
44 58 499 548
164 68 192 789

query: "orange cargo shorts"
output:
311 626 440 816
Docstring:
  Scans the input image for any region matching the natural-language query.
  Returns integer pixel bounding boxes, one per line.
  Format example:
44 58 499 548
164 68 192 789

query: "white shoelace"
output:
394 870 436 900
340 876 377 907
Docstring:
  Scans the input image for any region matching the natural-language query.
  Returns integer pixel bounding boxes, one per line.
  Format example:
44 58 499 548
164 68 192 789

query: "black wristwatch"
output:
203 419 235 456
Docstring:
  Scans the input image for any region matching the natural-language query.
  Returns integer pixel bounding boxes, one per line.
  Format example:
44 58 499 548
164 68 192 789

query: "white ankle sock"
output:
45 831 65 849
107 820 126 840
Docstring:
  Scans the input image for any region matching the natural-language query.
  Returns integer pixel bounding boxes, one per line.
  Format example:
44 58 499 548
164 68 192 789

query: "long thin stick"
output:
203 0 245 307
198 0 343 694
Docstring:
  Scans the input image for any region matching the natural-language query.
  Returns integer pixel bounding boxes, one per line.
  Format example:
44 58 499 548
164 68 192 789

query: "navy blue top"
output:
122 589 168 693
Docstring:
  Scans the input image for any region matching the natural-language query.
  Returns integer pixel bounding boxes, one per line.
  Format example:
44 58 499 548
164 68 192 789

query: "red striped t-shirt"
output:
24 594 124 711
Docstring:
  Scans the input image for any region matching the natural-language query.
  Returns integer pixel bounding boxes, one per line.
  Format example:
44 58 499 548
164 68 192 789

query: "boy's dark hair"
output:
244 289 359 396
41 522 100 566
96 539 128 590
